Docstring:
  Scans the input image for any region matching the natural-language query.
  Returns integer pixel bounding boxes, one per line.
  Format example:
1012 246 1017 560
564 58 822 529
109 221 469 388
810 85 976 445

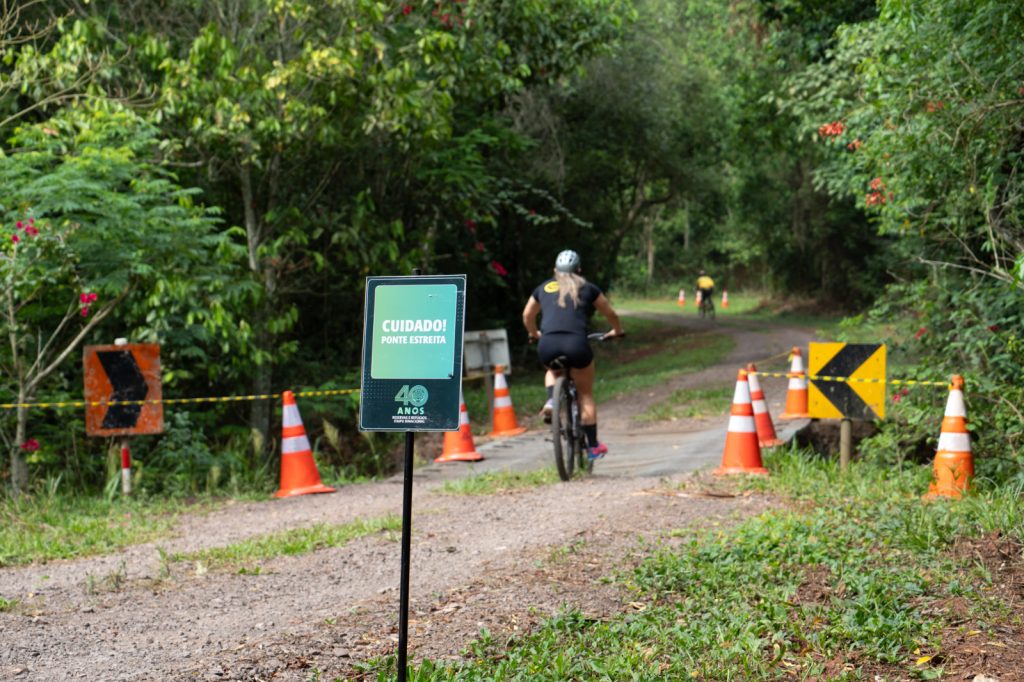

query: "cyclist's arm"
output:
593 294 625 337
522 297 542 340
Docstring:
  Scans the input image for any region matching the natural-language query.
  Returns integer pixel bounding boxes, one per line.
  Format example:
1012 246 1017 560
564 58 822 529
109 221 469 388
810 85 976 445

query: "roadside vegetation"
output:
379 449 1023 681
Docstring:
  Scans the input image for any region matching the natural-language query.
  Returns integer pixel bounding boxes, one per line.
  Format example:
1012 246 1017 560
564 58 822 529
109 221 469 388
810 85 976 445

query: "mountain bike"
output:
549 332 619 481
698 290 716 320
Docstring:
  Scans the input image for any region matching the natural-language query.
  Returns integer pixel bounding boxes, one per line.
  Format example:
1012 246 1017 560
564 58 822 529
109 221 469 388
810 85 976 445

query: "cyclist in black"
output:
522 250 624 458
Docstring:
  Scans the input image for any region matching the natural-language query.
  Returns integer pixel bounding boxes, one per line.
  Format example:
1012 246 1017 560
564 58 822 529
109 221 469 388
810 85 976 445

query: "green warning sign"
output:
360 275 466 431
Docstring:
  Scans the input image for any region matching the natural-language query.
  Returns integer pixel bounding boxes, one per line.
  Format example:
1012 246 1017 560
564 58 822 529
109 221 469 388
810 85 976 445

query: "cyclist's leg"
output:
575 361 597 425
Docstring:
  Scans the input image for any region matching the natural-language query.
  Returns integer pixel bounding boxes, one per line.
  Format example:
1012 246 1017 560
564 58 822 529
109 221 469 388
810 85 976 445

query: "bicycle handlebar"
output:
529 331 626 343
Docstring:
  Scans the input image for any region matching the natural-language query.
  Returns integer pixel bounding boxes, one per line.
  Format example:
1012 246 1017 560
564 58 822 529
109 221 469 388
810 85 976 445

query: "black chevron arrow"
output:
97 350 148 429
813 344 878 420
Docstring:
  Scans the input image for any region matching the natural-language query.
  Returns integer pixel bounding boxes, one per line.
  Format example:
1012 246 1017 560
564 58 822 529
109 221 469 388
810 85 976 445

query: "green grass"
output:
360 448 1024 681
613 291 765 316
438 469 561 495
0 493 204 567
638 384 733 422
175 515 401 570
0 597 15 612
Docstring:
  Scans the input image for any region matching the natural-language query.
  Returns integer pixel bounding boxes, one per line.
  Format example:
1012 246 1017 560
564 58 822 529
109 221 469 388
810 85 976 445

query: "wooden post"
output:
839 418 852 472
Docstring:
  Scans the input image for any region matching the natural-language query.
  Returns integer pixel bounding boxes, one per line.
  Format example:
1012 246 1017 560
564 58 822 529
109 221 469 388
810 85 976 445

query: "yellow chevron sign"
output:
808 343 887 420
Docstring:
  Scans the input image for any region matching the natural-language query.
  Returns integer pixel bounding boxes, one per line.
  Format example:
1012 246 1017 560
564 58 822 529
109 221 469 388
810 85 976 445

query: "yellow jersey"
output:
697 276 715 290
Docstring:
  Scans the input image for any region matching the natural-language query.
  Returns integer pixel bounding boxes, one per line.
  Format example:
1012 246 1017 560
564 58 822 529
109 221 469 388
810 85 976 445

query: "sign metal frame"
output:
359 274 466 432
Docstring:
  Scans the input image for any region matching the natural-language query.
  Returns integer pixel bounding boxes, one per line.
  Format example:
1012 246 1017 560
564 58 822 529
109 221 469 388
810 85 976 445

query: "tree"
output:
0 104 250 494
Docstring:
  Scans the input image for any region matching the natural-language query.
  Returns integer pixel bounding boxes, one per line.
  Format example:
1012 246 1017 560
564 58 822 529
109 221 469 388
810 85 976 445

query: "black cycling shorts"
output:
538 332 593 369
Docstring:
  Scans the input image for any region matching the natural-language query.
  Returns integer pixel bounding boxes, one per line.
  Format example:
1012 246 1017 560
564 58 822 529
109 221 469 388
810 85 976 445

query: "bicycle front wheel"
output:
551 376 576 481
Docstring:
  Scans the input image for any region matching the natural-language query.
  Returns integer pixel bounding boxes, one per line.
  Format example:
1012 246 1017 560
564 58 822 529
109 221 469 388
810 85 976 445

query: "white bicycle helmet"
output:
554 249 581 273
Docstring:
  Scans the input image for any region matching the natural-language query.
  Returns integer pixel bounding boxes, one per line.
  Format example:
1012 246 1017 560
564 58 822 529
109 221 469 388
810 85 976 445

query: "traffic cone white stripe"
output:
728 416 758 433
945 390 966 417
282 435 311 454
459 405 470 427
938 432 971 452
494 395 512 408
732 380 751 404
283 403 302 425
752 398 768 414
788 376 807 389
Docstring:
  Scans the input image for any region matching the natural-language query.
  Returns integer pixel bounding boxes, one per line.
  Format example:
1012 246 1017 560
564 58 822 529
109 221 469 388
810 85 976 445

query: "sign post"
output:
360 273 465 682
83 341 164 495
808 342 886 471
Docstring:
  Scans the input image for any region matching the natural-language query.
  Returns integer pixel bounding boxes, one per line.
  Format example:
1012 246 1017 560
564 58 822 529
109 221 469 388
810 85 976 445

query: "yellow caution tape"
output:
0 388 359 411
751 372 948 387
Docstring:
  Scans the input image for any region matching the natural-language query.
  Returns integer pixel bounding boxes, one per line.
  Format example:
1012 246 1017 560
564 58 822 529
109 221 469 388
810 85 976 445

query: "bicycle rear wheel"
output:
551 376 576 481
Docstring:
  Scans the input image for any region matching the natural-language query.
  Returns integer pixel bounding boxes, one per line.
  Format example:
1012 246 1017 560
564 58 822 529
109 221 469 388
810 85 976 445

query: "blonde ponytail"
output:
555 271 585 308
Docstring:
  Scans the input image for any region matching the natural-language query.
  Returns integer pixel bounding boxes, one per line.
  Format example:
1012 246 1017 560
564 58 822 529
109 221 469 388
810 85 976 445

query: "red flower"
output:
925 100 944 113
914 326 927 340
11 234 19 243
474 241 485 252
16 221 23 229
25 226 38 237
490 260 508 276
870 177 884 190
20 438 40 452
528 209 536 216
817 121 846 138
847 139 862 151
988 324 999 332
464 219 477 234
891 392 902 404
80 307 90 317
401 3 412 14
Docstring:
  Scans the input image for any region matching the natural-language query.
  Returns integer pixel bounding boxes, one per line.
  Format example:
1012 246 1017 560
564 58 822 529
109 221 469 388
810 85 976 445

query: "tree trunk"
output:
644 215 655 290
683 201 691 251
10 401 28 494
240 161 276 466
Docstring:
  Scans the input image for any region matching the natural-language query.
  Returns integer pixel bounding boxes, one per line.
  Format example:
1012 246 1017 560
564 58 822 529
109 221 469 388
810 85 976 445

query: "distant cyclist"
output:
696 270 715 305
522 250 624 459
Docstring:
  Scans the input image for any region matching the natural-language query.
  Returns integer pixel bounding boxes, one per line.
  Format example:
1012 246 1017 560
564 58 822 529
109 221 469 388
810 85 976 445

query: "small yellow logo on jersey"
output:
543 281 560 293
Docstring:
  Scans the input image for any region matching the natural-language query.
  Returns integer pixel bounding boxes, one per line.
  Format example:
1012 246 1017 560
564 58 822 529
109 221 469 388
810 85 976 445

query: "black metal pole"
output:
397 430 414 682
397 266 420 682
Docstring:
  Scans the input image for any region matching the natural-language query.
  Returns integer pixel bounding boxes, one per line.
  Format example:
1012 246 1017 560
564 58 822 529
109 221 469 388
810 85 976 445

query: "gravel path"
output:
0 312 816 681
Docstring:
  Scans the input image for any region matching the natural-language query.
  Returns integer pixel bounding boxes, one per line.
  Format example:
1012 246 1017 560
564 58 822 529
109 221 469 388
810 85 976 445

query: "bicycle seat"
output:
548 355 570 370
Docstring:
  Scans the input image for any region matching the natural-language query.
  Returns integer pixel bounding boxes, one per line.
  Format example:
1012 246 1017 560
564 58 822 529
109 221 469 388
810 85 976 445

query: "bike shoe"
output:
541 399 553 424
587 442 608 459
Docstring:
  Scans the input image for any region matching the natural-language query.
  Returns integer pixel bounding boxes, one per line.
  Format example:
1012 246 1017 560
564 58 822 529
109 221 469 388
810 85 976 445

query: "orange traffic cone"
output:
779 347 810 419
714 369 768 475
677 289 686 306
275 391 335 498
721 289 729 308
747 363 783 447
436 389 483 462
694 289 702 308
924 375 973 500
489 365 527 437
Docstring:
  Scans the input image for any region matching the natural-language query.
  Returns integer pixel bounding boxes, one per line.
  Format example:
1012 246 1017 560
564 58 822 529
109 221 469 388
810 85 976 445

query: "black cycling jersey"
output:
531 278 602 335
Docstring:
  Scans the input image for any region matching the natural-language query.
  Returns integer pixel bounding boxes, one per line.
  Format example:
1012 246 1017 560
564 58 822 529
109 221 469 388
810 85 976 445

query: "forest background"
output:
1 0 1021 496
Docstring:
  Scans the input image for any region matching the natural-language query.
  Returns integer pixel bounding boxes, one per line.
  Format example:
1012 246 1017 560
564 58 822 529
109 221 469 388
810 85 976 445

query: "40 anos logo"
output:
394 384 429 415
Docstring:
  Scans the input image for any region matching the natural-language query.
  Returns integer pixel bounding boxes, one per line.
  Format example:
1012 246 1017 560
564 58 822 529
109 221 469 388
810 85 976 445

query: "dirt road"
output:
0 314 815 681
